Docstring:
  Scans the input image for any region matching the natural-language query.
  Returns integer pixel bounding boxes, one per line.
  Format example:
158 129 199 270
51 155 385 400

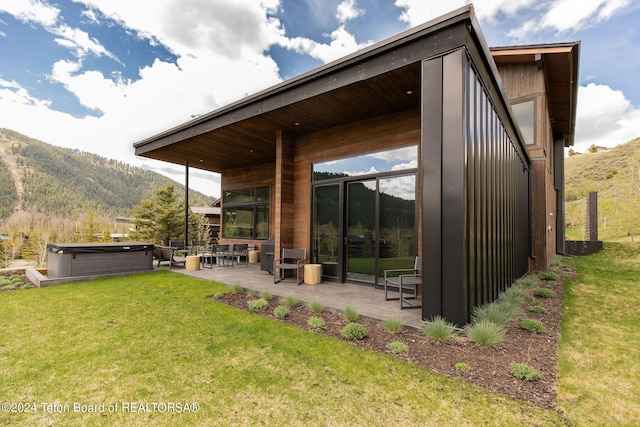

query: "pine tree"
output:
130 183 184 245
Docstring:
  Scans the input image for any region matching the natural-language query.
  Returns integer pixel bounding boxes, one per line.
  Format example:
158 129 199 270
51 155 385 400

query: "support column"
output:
274 130 295 259
185 162 189 245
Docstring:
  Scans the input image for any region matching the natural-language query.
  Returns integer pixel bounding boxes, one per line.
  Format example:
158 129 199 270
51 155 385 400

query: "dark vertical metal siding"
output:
422 48 530 325
464 61 530 318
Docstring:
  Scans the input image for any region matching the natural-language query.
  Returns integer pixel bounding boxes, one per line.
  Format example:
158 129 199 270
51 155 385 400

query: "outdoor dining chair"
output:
384 256 422 309
274 248 306 285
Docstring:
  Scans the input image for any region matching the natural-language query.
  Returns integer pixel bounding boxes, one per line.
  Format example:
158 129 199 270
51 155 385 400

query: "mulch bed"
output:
212 265 575 411
0 269 35 292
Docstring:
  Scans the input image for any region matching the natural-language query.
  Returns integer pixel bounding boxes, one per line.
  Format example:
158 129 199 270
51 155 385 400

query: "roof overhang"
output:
134 6 484 172
491 42 580 147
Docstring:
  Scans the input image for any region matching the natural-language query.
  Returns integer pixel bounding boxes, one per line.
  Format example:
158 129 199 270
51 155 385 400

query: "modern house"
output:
134 5 579 325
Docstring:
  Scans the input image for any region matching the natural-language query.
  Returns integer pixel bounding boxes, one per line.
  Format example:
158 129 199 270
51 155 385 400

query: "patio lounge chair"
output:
274 248 306 285
154 246 187 270
384 256 422 309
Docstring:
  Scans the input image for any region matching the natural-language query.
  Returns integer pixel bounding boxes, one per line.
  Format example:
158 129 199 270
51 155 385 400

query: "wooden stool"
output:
248 250 260 263
304 264 322 285
186 255 201 271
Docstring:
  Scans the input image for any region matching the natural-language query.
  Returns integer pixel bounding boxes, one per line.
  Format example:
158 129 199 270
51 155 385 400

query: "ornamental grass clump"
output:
510 362 541 382
229 283 244 293
280 295 300 308
499 285 529 306
383 316 403 333
534 287 557 299
309 300 324 313
340 323 367 341
521 318 546 334
515 275 539 288
387 341 408 353
306 316 326 330
342 305 359 321
274 305 290 319
538 271 559 282
260 291 273 300
247 298 268 312
528 304 549 315
465 319 505 347
472 302 520 327
421 316 457 342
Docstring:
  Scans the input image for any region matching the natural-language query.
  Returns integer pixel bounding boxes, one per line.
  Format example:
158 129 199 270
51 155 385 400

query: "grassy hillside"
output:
0 128 213 220
565 137 640 240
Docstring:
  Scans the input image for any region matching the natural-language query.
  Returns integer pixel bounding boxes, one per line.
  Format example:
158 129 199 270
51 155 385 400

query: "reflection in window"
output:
222 186 269 239
313 144 418 181
512 99 535 145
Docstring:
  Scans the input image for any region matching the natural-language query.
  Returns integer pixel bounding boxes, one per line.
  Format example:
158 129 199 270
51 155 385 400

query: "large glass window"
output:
222 186 269 239
511 99 536 145
313 145 418 181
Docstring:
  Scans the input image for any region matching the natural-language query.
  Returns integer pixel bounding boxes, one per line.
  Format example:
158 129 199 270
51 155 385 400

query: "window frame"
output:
222 186 270 240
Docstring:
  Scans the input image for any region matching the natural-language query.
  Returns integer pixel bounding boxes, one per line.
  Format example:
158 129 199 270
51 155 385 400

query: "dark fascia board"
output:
133 5 477 152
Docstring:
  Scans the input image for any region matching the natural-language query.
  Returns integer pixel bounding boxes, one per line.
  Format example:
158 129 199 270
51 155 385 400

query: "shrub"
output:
465 320 505 347
534 287 557 299
528 305 549 315
500 285 529 306
342 305 359 321
472 303 520 327
247 298 268 312
551 255 573 269
387 341 408 353
274 305 290 319
280 295 299 308
515 275 539 288
309 300 324 313
307 316 326 330
510 363 541 381
260 291 273 300
521 318 546 333
455 362 470 372
9 274 23 284
229 283 244 293
383 317 403 333
340 323 367 341
0 277 12 287
421 316 457 342
538 271 559 282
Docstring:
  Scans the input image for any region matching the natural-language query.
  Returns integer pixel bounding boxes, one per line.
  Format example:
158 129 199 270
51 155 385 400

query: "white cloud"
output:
508 0 629 40
0 0 60 27
393 0 535 27
574 83 640 152
279 25 372 64
337 0 363 23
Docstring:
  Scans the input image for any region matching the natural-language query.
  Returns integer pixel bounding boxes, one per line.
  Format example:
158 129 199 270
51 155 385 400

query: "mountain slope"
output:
565 137 640 239
0 128 213 221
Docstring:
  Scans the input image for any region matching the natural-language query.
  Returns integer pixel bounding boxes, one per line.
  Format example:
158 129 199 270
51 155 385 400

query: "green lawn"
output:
557 242 640 425
0 271 565 426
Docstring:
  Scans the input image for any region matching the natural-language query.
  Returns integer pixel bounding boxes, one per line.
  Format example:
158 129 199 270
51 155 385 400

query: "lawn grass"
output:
557 242 640 425
0 270 564 426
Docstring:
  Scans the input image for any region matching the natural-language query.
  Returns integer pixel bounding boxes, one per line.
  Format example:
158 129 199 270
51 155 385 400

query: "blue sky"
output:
1 0 639 197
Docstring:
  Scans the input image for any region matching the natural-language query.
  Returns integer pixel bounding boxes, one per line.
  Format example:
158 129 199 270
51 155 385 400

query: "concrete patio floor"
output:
165 261 425 330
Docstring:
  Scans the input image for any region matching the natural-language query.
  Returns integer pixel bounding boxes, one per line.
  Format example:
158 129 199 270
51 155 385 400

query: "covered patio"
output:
165 262 424 330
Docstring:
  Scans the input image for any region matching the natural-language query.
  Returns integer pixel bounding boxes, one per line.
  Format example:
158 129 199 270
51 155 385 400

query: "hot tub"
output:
47 242 154 279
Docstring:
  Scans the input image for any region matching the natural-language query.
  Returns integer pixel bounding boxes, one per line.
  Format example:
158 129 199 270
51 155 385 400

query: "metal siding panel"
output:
441 50 467 326
421 57 443 320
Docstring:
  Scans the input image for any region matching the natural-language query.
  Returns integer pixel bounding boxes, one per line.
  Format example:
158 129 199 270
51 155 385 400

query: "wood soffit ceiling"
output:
137 64 422 173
